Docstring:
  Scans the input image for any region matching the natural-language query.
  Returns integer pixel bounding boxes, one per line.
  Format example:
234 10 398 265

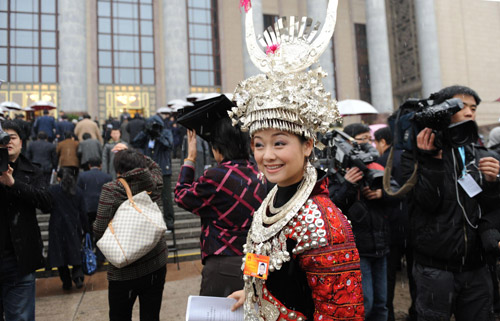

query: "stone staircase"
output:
36 158 202 275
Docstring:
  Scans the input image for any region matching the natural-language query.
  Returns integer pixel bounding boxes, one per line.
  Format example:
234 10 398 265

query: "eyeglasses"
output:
354 136 374 143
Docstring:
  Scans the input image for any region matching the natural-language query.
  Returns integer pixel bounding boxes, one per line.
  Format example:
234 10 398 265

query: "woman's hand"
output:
112 143 128 153
228 290 245 312
187 129 197 160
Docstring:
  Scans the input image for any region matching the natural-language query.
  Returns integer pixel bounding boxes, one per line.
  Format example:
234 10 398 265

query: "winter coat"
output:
55 120 75 140
329 163 399 257
126 117 145 143
47 184 87 268
74 119 103 144
77 138 103 165
401 144 500 272
77 168 112 214
56 138 79 167
132 115 173 176
34 116 56 139
0 154 53 275
27 139 57 173
94 155 167 281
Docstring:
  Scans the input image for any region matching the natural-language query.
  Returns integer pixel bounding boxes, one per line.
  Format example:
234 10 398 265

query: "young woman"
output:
228 1 364 318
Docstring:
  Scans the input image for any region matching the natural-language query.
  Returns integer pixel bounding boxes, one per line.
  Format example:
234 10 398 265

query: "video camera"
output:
389 97 479 152
318 130 384 190
145 120 163 138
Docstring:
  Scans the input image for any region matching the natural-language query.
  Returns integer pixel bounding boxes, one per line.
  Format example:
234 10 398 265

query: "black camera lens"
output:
0 131 11 145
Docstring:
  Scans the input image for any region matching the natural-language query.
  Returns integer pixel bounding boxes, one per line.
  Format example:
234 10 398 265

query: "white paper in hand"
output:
185 295 244 321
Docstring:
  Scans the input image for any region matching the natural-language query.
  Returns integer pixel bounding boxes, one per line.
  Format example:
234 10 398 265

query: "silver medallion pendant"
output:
260 299 280 321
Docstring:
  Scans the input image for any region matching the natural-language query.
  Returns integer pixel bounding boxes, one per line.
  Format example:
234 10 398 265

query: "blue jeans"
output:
0 254 36 321
360 256 389 321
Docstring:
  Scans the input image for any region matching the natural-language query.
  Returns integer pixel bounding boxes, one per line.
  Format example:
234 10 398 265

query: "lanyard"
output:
458 147 467 178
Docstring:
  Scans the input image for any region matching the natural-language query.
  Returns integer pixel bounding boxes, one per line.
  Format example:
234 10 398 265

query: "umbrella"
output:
157 106 174 114
29 100 56 110
0 101 22 110
186 93 206 102
337 99 379 116
167 99 194 107
23 106 34 112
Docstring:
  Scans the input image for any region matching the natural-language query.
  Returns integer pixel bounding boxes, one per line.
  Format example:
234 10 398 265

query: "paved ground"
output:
34 260 414 321
35 261 203 321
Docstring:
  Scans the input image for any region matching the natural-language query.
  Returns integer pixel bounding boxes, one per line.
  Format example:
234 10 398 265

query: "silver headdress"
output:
229 0 341 141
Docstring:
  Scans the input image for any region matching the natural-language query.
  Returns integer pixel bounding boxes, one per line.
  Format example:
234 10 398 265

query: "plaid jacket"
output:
94 155 167 281
175 159 266 263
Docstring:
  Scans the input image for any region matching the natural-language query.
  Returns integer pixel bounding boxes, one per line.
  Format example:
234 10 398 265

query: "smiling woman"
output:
226 1 365 319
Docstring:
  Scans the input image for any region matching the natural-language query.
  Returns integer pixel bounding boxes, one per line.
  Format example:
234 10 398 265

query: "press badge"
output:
458 173 482 198
148 139 155 149
243 253 270 280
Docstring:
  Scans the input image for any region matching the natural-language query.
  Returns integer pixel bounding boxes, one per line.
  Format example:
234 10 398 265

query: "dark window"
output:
355 24 371 103
263 14 279 30
0 0 59 83
187 0 221 89
97 0 155 85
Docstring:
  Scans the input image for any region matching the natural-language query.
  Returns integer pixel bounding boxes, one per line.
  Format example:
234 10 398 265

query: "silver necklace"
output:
266 178 307 224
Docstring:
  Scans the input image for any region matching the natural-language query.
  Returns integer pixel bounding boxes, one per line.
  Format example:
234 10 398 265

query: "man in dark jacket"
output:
27 131 57 186
132 114 175 230
33 110 56 142
401 85 500 321
126 113 145 145
55 114 75 141
0 120 53 320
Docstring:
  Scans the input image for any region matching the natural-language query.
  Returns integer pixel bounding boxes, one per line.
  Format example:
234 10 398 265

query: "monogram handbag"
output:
81 233 97 275
96 178 167 268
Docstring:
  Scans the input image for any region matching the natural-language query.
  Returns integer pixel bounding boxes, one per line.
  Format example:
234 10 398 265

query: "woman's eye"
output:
274 141 286 147
254 142 263 148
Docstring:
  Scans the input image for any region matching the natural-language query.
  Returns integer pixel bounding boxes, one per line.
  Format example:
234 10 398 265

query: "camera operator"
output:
0 120 53 320
132 112 175 231
401 85 500 321
328 123 399 320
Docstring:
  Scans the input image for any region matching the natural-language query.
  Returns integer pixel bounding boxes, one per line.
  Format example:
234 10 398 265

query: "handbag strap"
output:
118 178 142 213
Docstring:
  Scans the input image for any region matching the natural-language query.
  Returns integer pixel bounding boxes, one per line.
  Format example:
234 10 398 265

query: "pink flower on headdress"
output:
266 43 280 55
240 0 252 13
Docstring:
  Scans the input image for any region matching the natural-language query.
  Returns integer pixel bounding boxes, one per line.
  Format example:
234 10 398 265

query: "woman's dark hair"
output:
211 118 250 160
431 85 481 105
58 167 77 196
113 149 147 175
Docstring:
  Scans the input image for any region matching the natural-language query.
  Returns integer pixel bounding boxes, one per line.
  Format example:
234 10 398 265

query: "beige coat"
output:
74 119 103 144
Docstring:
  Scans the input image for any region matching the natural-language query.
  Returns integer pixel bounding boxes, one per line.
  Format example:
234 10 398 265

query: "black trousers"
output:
413 263 493 321
58 265 83 287
162 175 175 230
200 255 244 297
387 242 416 321
108 266 166 321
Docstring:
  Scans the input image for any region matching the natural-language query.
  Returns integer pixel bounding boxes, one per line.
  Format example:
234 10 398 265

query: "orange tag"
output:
243 253 270 280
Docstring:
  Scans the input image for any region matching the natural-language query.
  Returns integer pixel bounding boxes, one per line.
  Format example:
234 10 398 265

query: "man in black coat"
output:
0 120 53 320
76 157 112 236
401 85 500 321
55 114 75 141
27 131 57 186
126 112 145 144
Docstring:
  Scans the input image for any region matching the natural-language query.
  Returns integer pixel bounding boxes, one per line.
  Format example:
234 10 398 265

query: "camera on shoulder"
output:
388 97 478 152
0 130 11 172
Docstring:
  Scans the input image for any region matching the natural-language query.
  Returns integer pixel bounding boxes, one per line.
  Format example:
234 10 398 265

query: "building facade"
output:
1 0 499 126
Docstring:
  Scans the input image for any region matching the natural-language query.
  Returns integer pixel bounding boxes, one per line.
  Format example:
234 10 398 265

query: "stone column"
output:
59 0 87 113
163 0 190 101
241 0 263 78
414 0 442 97
307 0 336 98
365 0 394 113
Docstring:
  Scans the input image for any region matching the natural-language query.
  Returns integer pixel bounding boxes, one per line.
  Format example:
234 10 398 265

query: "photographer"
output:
0 121 53 320
401 85 500 320
328 123 399 321
132 113 175 230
